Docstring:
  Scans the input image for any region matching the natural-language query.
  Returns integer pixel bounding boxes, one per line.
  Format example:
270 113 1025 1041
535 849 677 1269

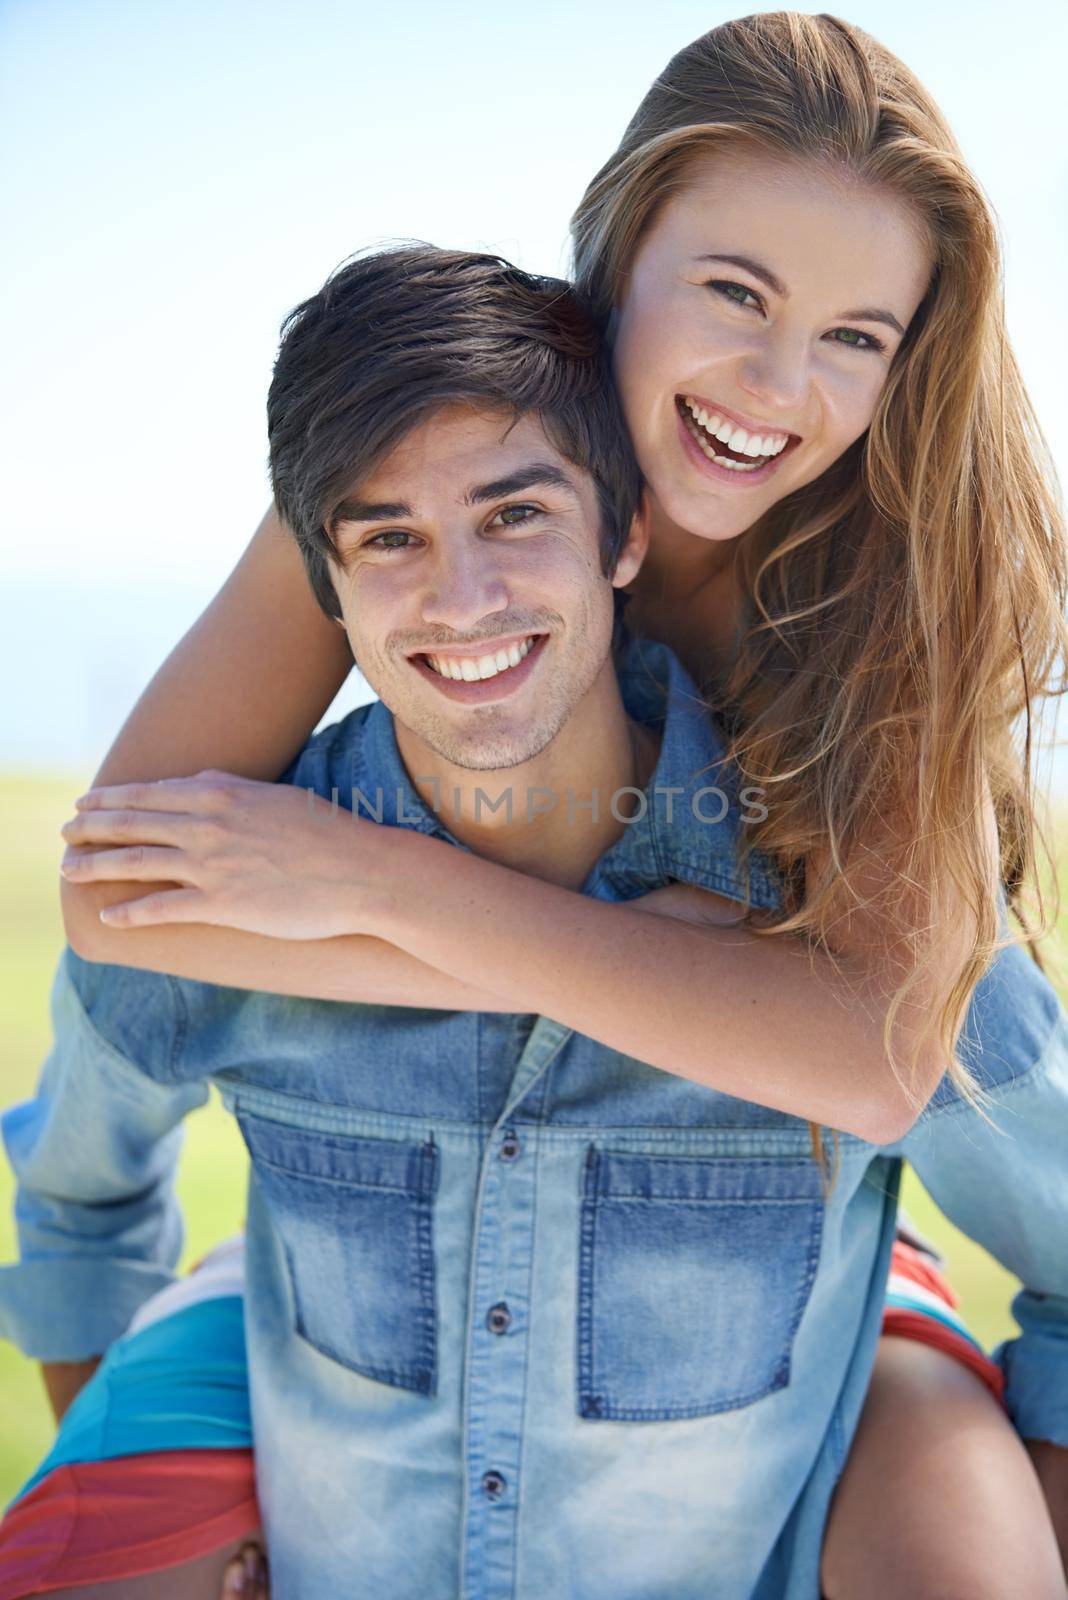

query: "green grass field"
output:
0 771 1064 1504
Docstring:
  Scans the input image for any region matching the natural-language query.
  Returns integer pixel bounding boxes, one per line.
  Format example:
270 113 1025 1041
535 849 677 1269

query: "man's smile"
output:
406 631 550 703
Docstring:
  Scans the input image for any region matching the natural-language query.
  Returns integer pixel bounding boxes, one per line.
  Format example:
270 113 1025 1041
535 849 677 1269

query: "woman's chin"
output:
654 481 759 546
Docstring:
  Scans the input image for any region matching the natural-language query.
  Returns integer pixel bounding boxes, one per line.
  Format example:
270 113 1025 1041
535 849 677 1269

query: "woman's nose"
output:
736 331 811 414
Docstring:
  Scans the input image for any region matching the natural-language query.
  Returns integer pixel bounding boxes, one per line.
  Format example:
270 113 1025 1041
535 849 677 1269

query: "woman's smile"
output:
675 395 801 485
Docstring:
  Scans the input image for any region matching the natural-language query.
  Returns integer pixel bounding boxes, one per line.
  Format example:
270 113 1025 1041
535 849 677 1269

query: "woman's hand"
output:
58 770 393 941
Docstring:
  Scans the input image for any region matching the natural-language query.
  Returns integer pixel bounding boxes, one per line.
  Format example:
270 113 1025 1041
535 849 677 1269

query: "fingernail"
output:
223 1557 247 1594
243 1546 263 1583
73 794 90 807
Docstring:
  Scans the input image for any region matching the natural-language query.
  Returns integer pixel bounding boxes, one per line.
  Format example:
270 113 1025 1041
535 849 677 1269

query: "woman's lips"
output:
674 400 797 487
407 632 549 703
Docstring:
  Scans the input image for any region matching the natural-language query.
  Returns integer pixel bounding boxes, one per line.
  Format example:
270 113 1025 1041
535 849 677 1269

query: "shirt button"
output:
481 1469 507 1500
499 1131 521 1161
485 1301 512 1335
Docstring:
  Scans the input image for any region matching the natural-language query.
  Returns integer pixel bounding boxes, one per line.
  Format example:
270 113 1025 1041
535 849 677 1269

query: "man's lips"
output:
404 629 541 662
406 632 550 704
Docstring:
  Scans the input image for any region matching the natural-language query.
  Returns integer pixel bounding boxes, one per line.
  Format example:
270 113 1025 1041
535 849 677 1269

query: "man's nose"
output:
736 328 811 414
419 543 510 632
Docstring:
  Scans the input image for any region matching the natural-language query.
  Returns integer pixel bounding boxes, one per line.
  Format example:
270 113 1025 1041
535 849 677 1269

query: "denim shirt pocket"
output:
237 1110 439 1395
577 1147 825 1421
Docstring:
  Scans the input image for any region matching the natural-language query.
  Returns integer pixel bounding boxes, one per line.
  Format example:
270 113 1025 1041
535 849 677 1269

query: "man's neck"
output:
394 656 660 890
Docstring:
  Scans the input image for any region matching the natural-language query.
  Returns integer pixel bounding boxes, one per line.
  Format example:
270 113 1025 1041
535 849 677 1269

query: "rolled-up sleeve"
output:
892 1009 1068 1447
0 946 208 1361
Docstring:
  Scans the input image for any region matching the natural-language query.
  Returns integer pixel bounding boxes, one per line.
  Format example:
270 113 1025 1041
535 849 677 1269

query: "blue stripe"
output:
11 1295 251 1507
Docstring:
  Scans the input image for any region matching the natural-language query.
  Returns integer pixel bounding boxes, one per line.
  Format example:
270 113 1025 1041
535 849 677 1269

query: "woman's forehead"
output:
634 146 934 315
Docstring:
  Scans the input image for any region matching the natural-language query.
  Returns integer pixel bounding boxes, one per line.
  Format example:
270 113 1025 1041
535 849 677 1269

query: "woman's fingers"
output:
60 843 190 881
73 770 243 812
98 888 207 926
60 806 192 845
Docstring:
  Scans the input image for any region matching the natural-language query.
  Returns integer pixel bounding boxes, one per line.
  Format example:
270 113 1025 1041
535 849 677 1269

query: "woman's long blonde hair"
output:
572 12 1068 1169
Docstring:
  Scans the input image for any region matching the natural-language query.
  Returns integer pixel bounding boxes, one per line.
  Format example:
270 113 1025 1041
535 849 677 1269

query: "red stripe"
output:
0 1449 260 1597
881 1310 1007 1406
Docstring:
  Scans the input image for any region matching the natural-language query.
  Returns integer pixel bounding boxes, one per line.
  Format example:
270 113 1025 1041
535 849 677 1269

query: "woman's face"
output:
611 147 934 548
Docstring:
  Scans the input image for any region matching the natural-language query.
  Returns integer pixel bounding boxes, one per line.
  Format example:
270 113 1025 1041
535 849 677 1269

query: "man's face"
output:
328 403 645 772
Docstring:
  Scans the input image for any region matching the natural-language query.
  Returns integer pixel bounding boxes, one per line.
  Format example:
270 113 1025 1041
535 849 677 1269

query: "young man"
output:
1 247 1066 1600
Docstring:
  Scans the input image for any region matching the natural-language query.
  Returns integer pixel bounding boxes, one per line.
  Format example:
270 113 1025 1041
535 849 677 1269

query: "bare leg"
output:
820 1337 1066 1599
26 1533 267 1600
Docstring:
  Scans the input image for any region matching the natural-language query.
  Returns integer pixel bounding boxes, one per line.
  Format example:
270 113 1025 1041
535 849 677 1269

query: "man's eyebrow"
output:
332 498 413 525
465 464 581 506
330 466 579 527
697 253 906 336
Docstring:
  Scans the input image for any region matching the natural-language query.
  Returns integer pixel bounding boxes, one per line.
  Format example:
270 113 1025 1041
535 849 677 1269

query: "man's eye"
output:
491 504 541 527
708 279 762 312
366 530 417 551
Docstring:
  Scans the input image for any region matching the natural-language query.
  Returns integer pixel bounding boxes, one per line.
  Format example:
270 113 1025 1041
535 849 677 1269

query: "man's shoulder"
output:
278 701 381 798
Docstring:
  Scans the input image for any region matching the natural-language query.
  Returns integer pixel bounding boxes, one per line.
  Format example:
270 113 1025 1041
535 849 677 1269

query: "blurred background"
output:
2 0 1067 1503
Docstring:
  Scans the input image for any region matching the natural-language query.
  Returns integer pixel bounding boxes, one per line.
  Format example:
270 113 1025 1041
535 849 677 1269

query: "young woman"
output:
27 11 1068 1599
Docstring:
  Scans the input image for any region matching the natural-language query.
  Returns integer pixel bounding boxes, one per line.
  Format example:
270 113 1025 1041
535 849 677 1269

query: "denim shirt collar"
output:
350 636 786 912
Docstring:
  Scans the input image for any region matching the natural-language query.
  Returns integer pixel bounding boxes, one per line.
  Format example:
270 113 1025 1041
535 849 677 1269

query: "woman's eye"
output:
491 504 541 527
826 327 886 353
708 279 762 312
366 530 418 551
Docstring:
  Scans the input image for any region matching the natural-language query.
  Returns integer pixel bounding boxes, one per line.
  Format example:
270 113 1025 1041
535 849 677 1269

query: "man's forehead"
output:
335 408 589 524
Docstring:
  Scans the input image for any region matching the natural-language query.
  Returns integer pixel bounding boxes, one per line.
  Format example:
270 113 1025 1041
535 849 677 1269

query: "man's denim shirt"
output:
3 636 1067 1600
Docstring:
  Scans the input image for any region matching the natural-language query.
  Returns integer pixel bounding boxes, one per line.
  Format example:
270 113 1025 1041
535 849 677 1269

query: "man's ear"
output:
610 492 650 591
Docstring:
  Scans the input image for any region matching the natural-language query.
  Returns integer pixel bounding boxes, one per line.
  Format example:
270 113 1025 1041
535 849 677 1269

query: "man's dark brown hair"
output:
267 243 641 623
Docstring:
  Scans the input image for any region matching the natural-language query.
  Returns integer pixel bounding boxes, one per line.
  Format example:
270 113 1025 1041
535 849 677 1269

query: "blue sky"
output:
2 0 1066 782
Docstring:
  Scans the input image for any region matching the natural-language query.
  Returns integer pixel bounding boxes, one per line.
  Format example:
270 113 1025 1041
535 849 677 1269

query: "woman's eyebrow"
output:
836 305 906 336
696 253 905 335
697 253 787 296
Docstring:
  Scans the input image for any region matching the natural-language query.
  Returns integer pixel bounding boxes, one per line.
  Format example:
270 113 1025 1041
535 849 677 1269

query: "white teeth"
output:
425 636 537 681
681 398 792 463
691 430 764 472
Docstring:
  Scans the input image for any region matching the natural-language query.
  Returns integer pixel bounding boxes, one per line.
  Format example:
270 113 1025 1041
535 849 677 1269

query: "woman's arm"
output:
90 506 353 788
365 828 980 1144
60 774 997 1140
60 873 510 1010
